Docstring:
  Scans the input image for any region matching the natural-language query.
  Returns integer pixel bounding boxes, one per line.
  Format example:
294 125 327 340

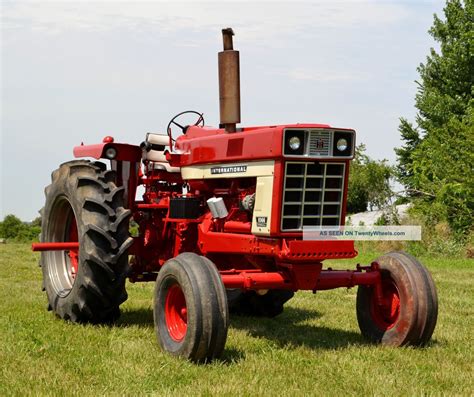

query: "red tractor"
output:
33 28 438 362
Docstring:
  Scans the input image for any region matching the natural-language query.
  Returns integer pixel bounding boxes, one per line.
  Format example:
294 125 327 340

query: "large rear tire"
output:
153 253 229 362
40 160 132 323
356 251 438 346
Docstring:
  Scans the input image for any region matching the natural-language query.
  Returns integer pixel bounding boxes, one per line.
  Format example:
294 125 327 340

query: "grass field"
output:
1 244 473 396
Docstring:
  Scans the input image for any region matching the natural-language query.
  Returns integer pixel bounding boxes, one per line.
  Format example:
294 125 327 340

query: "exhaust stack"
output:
218 28 240 133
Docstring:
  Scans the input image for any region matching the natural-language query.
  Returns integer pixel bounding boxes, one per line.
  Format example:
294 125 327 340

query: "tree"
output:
395 0 474 235
347 144 394 213
31 216 42 227
395 119 421 192
0 214 41 242
0 214 25 240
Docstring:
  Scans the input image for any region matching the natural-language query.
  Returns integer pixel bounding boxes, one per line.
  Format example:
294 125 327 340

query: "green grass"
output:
1 244 473 396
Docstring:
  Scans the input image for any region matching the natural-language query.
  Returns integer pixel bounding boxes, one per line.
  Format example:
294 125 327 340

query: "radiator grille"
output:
308 130 332 156
281 161 345 231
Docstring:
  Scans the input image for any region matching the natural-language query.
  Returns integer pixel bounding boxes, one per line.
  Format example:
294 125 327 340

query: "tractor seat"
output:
142 133 180 173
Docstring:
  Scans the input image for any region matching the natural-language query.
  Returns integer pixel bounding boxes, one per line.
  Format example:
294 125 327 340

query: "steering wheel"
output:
166 110 205 144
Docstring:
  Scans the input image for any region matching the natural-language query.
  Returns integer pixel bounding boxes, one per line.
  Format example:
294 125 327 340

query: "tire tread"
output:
41 160 130 324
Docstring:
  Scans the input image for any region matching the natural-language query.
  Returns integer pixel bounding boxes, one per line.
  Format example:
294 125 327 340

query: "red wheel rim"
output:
165 284 188 342
370 278 400 330
67 215 79 280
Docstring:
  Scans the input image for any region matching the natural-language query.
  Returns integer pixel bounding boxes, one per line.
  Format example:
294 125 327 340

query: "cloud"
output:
278 67 360 83
3 1 412 44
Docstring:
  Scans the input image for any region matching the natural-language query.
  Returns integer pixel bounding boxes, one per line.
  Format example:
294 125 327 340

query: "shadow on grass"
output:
231 306 367 350
117 307 246 364
117 308 153 328
118 306 366 352
219 347 246 364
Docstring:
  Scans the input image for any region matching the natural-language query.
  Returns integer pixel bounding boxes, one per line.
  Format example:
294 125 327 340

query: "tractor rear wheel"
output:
40 160 132 323
227 289 294 318
356 251 438 346
153 253 229 362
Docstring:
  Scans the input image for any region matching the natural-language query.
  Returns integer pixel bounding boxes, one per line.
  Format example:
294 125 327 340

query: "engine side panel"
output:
182 160 275 236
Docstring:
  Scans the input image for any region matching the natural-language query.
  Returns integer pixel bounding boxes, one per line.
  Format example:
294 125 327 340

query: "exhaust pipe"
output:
218 28 240 133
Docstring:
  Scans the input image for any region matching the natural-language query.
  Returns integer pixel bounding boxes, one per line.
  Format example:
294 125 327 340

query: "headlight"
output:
105 147 117 159
289 136 301 150
336 138 348 152
284 130 306 155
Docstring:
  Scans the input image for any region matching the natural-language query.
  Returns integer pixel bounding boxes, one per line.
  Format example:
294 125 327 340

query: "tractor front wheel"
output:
153 253 229 362
356 251 438 346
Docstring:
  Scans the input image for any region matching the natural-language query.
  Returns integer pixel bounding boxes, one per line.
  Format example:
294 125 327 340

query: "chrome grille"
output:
281 161 345 231
308 130 331 156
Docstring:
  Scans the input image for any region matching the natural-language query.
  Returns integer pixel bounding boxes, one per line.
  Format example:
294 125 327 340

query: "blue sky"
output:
1 1 445 221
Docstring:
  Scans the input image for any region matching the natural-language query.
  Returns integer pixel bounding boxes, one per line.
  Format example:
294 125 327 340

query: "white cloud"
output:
278 66 360 82
3 1 412 43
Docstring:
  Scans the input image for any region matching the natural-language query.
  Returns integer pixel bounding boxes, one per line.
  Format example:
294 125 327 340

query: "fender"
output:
73 136 142 162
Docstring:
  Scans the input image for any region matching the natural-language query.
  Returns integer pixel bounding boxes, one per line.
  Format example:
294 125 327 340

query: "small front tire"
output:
356 251 438 346
153 253 229 362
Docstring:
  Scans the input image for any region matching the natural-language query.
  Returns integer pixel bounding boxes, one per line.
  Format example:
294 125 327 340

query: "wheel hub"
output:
67 216 79 279
46 198 81 296
165 284 188 341
371 279 400 330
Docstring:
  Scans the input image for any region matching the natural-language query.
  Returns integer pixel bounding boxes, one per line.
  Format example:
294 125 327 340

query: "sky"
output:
1 0 445 221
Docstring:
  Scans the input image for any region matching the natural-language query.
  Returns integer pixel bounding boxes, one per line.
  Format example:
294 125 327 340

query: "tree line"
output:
0 215 41 242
